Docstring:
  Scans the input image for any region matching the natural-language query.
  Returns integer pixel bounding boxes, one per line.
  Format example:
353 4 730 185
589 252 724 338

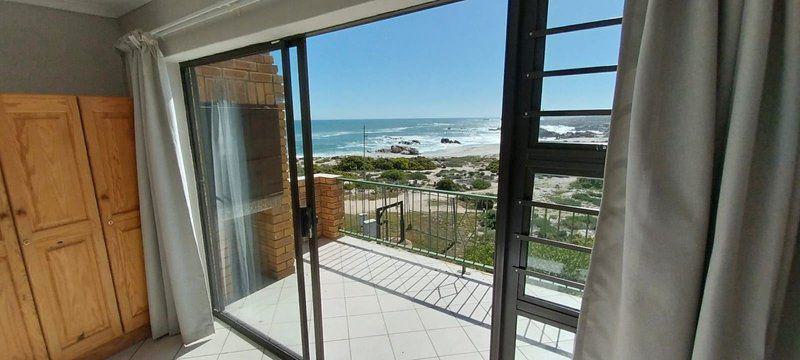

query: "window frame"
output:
490 0 621 358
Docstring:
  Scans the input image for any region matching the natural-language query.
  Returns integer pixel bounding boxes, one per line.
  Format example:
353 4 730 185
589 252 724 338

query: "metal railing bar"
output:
516 199 599 215
513 266 586 290
532 17 623 37
515 234 592 254
534 65 617 78
341 178 496 200
536 109 612 117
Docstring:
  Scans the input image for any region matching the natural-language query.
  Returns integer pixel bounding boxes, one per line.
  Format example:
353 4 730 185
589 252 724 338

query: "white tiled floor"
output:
108 236 575 359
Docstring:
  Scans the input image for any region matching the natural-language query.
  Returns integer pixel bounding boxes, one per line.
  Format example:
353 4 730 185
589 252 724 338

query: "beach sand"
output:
425 143 500 158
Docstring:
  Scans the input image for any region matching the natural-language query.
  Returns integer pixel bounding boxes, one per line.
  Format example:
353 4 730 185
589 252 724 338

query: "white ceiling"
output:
8 0 153 18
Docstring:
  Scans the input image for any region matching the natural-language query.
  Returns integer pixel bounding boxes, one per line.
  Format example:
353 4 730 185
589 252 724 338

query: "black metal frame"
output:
491 0 621 358
180 39 324 359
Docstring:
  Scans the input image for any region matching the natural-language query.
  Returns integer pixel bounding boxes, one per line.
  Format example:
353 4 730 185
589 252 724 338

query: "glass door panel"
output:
185 45 319 359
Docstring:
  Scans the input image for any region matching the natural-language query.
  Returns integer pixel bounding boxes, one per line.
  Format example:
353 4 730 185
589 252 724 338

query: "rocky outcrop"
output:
399 140 420 145
376 145 419 155
441 138 461 144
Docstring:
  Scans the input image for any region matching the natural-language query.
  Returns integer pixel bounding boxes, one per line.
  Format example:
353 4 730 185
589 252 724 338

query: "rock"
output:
538 128 560 138
399 140 420 145
377 145 419 155
441 138 461 144
557 131 597 139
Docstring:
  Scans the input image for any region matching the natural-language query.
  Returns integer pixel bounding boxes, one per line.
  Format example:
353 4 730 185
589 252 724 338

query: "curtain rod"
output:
150 0 264 38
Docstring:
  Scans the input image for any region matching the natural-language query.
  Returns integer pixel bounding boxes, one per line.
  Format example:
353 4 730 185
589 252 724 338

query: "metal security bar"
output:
339 178 599 287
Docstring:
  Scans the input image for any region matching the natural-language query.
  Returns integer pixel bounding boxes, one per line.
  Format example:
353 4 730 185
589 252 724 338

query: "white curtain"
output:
116 30 214 344
209 101 262 296
575 0 799 359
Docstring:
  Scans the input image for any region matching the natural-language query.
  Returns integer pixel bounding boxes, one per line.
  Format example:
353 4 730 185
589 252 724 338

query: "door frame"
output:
180 38 324 360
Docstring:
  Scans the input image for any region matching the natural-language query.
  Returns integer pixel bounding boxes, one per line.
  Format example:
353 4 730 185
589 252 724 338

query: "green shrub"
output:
435 178 460 191
407 157 437 170
569 178 603 191
485 159 500 173
547 195 582 207
379 169 407 182
571 192 602 207
471 178 491 190
372 157 394 170
334 156 373 171
408 172 428 181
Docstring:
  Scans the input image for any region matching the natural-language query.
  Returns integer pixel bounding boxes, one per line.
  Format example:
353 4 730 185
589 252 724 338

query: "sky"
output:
281 0 624 120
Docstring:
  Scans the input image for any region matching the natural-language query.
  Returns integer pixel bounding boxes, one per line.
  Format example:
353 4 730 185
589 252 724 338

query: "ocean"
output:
293 116 610 157
294 117 501 156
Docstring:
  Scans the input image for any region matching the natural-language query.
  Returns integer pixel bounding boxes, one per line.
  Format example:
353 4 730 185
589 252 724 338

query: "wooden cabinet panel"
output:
0 170 48 359
79 96 149 333
0 94 123 359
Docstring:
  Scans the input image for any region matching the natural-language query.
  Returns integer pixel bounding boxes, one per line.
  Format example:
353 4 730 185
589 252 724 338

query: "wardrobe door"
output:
0 94 123 359
0 168 48 359
79 96 149 333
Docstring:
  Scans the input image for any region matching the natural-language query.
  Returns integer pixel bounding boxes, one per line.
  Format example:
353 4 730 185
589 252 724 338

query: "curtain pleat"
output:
116 30 215 344
574 0 799 359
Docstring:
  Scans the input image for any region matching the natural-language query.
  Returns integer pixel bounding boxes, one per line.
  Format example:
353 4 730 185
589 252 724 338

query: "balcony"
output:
216 177 597 359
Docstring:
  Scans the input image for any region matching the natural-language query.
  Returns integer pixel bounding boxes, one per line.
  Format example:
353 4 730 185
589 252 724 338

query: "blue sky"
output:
285 0 624 120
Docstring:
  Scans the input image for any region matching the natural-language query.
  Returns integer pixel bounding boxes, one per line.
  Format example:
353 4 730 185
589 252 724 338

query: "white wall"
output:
0 2 127 96
120 0 437 61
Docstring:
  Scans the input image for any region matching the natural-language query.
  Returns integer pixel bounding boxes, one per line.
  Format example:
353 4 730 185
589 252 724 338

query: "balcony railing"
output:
338 178 599 291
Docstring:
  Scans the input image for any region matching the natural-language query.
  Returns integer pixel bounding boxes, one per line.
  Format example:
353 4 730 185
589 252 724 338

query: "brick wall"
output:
193 55 346 305
298 174 345 240
194 54 295 304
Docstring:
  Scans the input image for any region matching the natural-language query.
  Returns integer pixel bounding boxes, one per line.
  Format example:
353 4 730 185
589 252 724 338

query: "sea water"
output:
293 116 610 156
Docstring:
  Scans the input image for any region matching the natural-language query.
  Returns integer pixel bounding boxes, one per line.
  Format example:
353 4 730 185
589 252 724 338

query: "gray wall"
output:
0 2 127 96
119 0 436 61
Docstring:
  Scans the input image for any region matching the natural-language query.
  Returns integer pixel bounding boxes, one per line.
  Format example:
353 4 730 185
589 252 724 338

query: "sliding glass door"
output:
182 39 324 359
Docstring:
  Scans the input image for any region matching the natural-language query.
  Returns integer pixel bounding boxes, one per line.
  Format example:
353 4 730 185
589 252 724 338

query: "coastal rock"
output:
376 145 419 155
441 138 461 144
557 131 598 139
399 140 421 145
538 128 560 138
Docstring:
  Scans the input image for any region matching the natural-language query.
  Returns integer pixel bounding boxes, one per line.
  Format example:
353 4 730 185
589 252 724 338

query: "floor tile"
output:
427 327 478 356
345 295 381 315
107 339 144 360
389 331 437 360
462 325 491 351
323 298 348 318
133 335 183 360
222 330 262 353
175 329 229 359
217 349 265 360
322 316 350 341
344 281 376 297
383 309 425 334
324 340 351 360
417 308 461 330
378 294 416 312
347 313 387 338
349 335 395 360
439 353 484 360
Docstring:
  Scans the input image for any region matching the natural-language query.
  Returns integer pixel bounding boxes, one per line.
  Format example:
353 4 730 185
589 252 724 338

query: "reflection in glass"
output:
546 0 624 28
193 50 306 355
541 72 617 111
523 175 602 310
514 315 575 359
544 26 621 70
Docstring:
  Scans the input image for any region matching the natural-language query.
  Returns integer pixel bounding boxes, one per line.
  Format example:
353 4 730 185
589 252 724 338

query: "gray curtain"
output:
574 1 799 359
116 30 214 344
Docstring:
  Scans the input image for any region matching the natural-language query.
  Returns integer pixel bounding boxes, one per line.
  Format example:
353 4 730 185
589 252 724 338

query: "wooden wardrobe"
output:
0 94 149 359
